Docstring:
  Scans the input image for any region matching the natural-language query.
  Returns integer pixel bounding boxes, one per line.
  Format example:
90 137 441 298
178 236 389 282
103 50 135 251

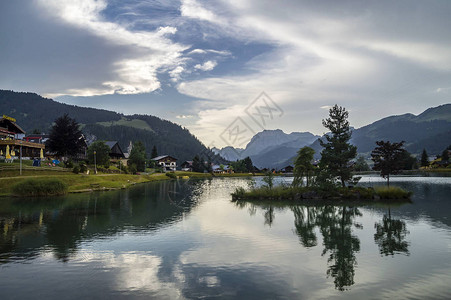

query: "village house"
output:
181 160 193 171
212 164 232 174
151 155 177 172
104 141 125 160
0 115 45 160
281 165 294 173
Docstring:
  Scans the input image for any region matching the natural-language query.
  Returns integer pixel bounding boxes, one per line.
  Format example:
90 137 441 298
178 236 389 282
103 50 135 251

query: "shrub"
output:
72 165 80 174
64 160 74 168
79 163 87 173
231 187 246 199
12 178 68 197
374 186 412 199
165 172 177 179
128 164 137 174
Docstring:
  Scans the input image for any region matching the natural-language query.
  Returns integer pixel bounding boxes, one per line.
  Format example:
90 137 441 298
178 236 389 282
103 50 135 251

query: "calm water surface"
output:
0 176 450 299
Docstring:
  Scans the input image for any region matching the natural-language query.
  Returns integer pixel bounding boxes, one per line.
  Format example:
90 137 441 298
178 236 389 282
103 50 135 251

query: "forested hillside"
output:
0 90 221 163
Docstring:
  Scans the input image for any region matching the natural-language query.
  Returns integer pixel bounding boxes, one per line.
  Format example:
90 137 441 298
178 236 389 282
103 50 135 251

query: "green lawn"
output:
96 117 154 132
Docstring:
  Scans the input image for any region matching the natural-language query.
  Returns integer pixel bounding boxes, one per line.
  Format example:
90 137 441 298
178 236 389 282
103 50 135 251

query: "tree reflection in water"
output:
289 204 362 290
317 206 361 291
374 207 410 256
292 206 317 248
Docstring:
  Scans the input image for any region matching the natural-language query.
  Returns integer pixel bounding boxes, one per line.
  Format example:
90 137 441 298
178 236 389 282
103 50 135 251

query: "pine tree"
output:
47 114 84 159
243 156 254 173
151 145 158 158
319 105 357 187
192 155 204 172
420 149 429 167
442 149 449 162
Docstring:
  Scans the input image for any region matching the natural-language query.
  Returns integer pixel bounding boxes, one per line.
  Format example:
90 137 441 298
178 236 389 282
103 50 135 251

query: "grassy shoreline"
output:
0 171 268 197
0 171 215 197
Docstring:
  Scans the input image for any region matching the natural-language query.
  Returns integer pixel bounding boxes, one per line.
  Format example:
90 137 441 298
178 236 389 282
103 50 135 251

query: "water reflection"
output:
0 180 202 264
1 176 450 299
374 208 410 256
237 202 411 291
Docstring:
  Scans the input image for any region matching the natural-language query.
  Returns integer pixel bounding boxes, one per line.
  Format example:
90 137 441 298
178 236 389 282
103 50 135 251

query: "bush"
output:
72 165 80 174
64 160 74 168
12 178 68 197
128 164 137 174
165 172 177 179
79 163 87 173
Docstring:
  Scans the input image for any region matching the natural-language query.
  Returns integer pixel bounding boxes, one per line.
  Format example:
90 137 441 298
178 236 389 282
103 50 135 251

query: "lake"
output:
1 176 450 299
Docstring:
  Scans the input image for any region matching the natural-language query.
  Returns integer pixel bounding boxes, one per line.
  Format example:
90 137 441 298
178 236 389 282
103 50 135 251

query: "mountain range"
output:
1 89 449 168
213 104 451 168
0 90 223 163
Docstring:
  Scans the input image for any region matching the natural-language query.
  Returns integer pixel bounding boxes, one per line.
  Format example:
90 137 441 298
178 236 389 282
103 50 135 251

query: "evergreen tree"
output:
192 155 204 172
47 114 84 159
442 149 449 161
87 141 111 167
293 146 315 187
151 145 158 159
128 141 146 172
205 156 213 173
319 105 357 187
420 149 429 167
243 156 254 173
371 140 406 186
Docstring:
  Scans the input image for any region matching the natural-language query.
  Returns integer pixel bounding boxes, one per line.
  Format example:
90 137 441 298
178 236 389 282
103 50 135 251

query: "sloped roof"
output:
151 155 177 161
105 141 118 149
0 118 26 134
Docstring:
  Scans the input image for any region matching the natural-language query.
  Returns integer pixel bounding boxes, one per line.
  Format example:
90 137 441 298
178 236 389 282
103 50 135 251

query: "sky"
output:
1 0 451 148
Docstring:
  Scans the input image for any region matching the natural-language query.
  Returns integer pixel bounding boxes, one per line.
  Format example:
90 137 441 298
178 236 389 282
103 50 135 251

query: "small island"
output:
232 105 413 203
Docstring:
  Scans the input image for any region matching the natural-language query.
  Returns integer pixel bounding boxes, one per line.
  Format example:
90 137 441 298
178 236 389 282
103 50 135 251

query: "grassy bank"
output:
0 171 215 197
232 185 412 202
12 178 68 196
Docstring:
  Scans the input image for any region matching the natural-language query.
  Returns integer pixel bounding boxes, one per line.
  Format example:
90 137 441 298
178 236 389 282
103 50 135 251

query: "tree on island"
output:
87 141 111 168
128 141 146 172
151 145 158 159
371 140 406 186
319 105 357 187
47 114 84 159
420 149 429 167
293 146 315 187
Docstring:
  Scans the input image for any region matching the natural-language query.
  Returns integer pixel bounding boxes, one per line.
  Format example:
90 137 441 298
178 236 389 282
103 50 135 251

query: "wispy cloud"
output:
36 0 188 96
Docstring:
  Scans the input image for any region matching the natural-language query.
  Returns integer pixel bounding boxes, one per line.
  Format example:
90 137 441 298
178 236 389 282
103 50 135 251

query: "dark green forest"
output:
0 90 223 163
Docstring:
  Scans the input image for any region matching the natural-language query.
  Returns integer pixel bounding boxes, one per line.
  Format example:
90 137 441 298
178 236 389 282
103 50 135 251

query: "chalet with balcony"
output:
0 115 45 159
152 155 177 172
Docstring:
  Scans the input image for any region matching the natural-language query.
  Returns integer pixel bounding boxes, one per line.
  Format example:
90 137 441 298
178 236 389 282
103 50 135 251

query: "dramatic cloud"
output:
1 0 450 147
